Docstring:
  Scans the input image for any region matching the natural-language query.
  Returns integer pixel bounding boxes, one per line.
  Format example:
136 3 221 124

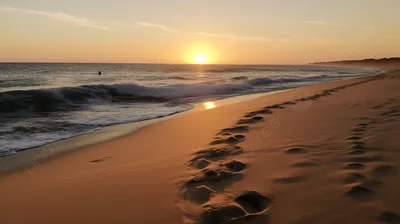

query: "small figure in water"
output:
98 71 102 75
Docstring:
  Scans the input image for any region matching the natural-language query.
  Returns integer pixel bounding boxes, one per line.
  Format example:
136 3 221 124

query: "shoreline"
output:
0 65 398 224
0 90 286 175
0 65 384 175
0 64 384 161
0 65 386 175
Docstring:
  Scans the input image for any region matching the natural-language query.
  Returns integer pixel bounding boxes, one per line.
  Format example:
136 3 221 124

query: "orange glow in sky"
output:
0 1 399 64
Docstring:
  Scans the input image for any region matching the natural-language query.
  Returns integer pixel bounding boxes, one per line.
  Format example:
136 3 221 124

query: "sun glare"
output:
194 53 208 64
204 102 216 110
183 44 218 64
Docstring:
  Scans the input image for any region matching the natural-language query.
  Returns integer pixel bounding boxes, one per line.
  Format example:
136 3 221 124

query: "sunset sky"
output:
0 0 399 64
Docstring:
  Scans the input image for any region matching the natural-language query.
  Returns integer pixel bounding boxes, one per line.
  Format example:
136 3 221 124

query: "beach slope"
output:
0 68 399 223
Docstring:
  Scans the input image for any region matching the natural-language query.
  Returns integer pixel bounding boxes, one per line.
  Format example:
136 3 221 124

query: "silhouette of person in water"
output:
98 71 102 75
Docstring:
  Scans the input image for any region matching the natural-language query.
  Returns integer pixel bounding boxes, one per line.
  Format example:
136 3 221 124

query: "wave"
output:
205 67 275 73
0 105 193 155
202 66 359 73
231 76 249 80
0 75 348 113
2 122 98 134
137 75 191 81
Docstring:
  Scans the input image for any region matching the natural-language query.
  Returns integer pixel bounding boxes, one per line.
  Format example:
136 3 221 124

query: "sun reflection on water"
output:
204 101 216 110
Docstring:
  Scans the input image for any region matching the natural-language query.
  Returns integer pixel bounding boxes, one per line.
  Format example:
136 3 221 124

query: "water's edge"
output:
0 90 282 175
0 67 386 176
0 64 383 155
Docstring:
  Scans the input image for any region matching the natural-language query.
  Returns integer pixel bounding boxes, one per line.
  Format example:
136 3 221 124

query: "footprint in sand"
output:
345 185 376 202
347 149 366 155
343 173 367 184
350 141 366 150
378 211 400 224
296 97 308 102
322 89 333 96
357 123 369 128
286 147 308 154
361 179 382 190
90 157 111 163
219 125 249 134
181 117 273 223
353 117 372 121
348 155 385 163
351 127 367 134
187 160 248 187
244 109 273 118
222 160 247 172
370 164 398 178
282 101 296 105
291 160 318 168
208 139 225 145
227 135 245 143
220 132 232 136
307 95 321 101
344 162 366 170
190 145 244 163
202 202 248 224
209 135 245 146
368 120 380 125
234 191 272 214
184 185 215 204
190 158 212 169
347 136 362 141
264 104 285 109
385 118 397 123
210 135 245 145
380 108 400 116
198 191 271 224
237 116 264 125
186 167 241 186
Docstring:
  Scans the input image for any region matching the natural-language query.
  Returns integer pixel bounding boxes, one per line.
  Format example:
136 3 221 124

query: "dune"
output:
0 64 399 223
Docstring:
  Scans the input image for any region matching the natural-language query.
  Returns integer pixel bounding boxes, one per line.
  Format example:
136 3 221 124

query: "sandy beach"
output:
1 65 399 223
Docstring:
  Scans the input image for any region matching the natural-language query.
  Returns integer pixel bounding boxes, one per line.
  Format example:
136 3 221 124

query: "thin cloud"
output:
301 20 330 25
242 36 273 41
308 37 335 41
0 6 108 30
198 32 236 39
198 32 285 42
134 22 176 33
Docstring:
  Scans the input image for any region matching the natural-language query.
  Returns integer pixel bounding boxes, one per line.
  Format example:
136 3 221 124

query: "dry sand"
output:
0 65 399 224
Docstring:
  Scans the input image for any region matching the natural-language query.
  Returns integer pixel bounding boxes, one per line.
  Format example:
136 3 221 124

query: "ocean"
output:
0 63 382 156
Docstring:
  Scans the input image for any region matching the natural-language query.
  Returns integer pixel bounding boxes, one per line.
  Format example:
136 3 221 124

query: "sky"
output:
0 0 399 64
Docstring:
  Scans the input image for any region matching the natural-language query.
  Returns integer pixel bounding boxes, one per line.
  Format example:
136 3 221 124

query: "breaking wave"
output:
0 75 355 113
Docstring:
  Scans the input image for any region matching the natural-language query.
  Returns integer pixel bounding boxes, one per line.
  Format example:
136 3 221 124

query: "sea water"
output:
0 63 382 156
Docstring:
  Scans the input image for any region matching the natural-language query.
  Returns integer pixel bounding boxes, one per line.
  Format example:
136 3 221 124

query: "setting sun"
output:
183 44 218 64
194 53 208 64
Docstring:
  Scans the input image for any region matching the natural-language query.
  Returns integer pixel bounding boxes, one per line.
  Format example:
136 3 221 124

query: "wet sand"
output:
0 65 399 223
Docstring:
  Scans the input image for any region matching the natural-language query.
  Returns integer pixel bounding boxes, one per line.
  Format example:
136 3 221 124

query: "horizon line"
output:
0 61 310 66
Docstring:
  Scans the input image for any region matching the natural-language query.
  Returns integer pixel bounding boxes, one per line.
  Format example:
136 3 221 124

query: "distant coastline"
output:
311 57 400 70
